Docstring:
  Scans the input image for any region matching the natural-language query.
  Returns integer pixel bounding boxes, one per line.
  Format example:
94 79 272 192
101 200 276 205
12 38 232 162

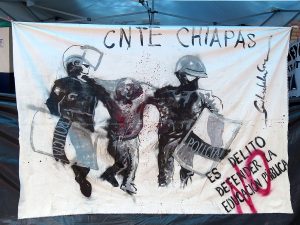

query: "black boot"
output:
71 165 92 197
180 167 194 188
100 167 119 187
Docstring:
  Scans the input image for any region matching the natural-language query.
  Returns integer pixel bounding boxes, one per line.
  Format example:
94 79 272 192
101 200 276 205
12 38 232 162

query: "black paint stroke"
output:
254 35 272 126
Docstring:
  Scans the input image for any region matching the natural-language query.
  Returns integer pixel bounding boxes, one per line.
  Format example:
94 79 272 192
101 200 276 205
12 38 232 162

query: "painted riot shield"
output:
174 108 242 176
30 109 99 170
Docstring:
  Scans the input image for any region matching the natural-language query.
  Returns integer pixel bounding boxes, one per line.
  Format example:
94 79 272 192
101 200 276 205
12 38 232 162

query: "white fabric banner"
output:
12 22 292 218
288 40 300 97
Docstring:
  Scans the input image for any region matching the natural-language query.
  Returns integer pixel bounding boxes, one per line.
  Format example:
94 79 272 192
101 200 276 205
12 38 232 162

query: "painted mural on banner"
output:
12 22 292 218
288 40 300 97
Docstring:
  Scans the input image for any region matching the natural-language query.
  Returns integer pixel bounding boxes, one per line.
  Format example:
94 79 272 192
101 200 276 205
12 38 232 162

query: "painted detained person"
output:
83 76 156 195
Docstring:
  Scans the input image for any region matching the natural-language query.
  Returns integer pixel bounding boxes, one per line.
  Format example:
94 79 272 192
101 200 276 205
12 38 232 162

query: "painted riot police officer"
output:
150 55 222 187
46 45 104 197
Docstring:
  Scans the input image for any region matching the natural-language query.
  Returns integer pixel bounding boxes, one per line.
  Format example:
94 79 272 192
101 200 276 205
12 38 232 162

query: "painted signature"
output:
254 36 272 126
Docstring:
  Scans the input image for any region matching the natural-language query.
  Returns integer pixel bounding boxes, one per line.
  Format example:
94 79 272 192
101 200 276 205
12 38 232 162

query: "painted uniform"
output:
46 76 103 170
150 78 221 186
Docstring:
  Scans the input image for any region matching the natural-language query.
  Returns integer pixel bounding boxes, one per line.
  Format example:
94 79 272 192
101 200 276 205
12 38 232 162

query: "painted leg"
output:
157 137 179 187
179 167 194 188
100 138 119 187
69 125 99 170
100 164 120 187
71 164 91 197
120 138 139 195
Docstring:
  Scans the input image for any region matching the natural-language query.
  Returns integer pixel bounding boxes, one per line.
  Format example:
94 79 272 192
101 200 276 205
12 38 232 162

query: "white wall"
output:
0 27 13 73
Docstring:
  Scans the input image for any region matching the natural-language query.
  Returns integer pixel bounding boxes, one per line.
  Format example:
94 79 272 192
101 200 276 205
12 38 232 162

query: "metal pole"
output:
151 0 154 25
0 16 12 22
31 4 87 20
0 7 15 20
285 12 300 26
158 11 210 24
260 12 276 26
94 11 146 21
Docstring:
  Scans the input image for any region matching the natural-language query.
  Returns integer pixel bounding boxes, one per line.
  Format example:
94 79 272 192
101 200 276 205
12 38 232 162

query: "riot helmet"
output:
175 55 207 84
62 45 103 77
